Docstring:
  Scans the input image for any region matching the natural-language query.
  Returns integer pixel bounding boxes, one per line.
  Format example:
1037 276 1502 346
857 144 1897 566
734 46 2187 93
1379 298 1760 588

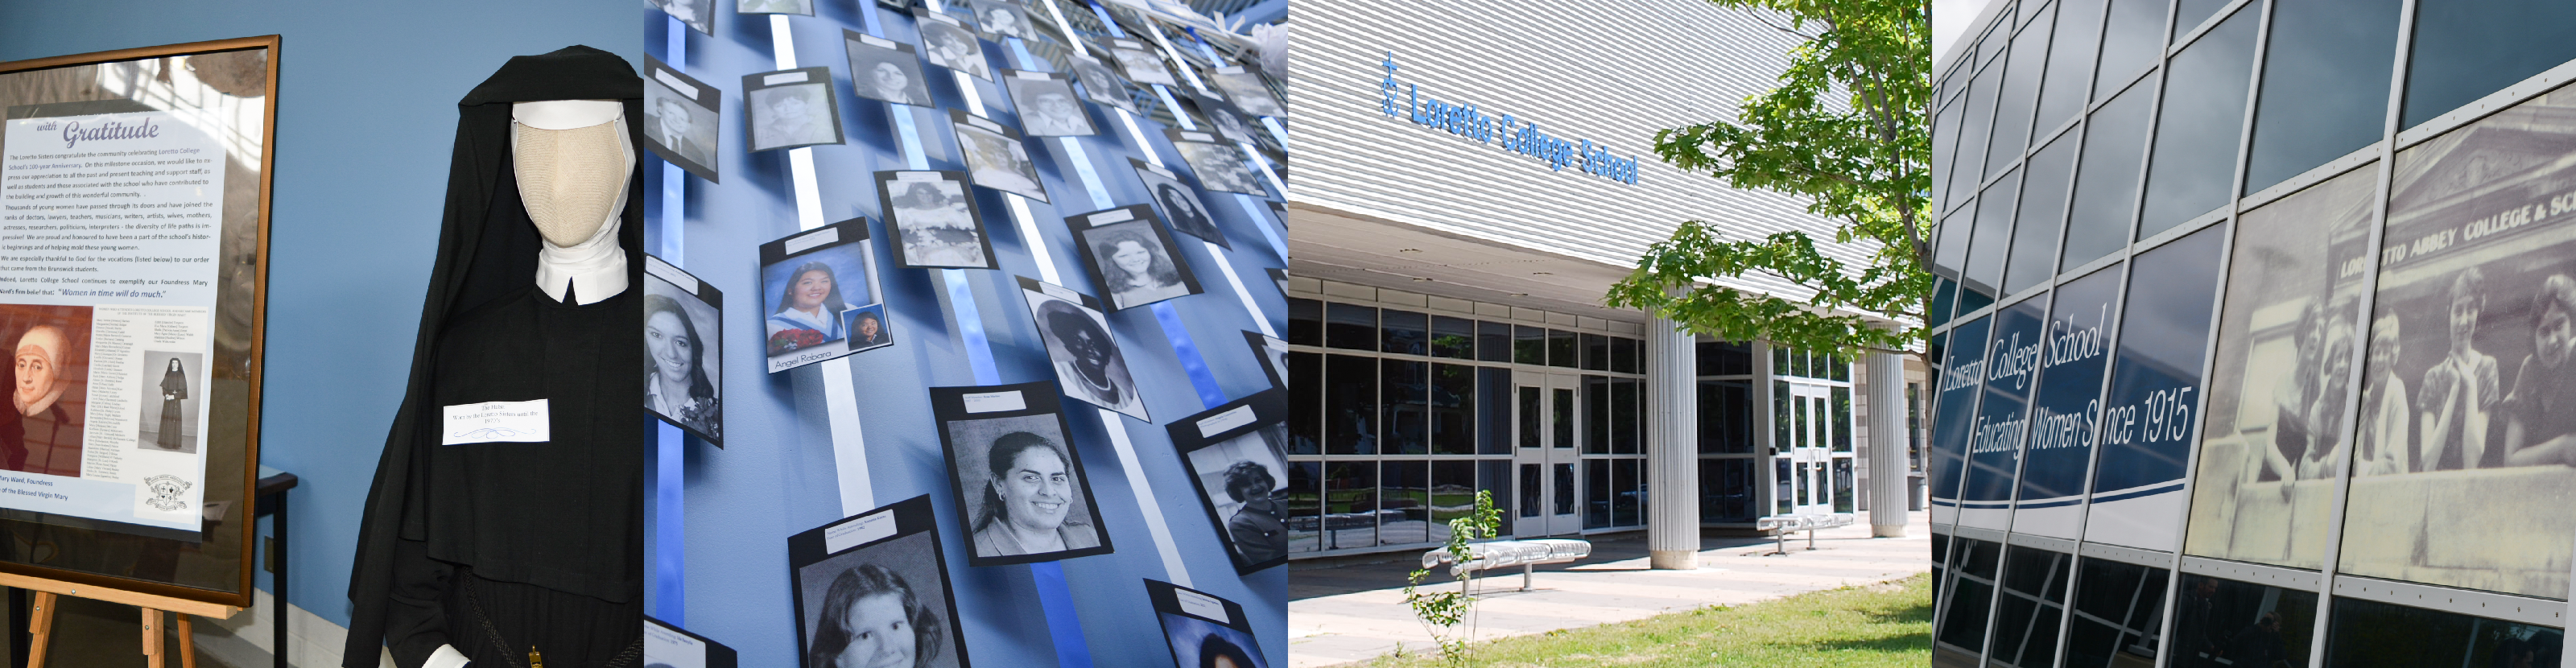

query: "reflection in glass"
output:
1430 364 1474 455
1478 368 1512 454
1612 336 1639 374
1700 381 1753 454
1938 208 1976 278
2036 0 2108 141
1286 462 1322 553
1967 168 2024 294
2401 0 2576 129
1430 315 1474 359
1582 332 1609 371
1930 317 1994 519
1381 309 1427 355
1986 547 2070 668
1323 461 1377 549
2011 266 2120 539
2093 0 2171 99
1381 360 1427 454
1961 298 2047 531
2062 559 2168 668
2007 134 2078 295
1429 460 1472 544
2171 0 2229 36
1553 388 1575 448
1519 386 1541 449
1583 460 1611 529
1613 378 1641 454
1933 277 1963 328
1549 329 1577 368
1951 58 2008 205
1518 464 1542 518
2325 596 2566 667
1697 340 1753 376
1477 320 1512 362
1326 303 1377 349
1936 538 2004 664
2062 80 2157 273
1612 460 1641 526
2087 226 2225 550
1831 459 1853 513
1478 460 1514 535
1289 298 1322 345
1327 354 1377 454
2183 167 2374 569
1699 459 1754 522
2138 7 2259 237
1987 9 2054 175
2244 0 2401 193
1290 352 1321 454
1831 386 1852 452
2170 574 2318 668
1552 463 1575 517
1935 99 1968 212
1514 325 1546 365
1584 375 1611 454
1379 460 1428 546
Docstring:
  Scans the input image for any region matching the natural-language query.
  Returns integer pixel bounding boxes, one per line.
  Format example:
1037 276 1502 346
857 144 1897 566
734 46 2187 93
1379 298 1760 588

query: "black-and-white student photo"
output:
789 497 969 668
2330 89 2576 600
1003 71 1096 137
646 56 721 183
950 110 1050 202
971 0 1032 40
1109 40 1175 87
137 350 203 454
645 255 724 445
843 304 894 351
1068 56 1136 113
743 68 844 152
1194 95 1257 144
654 0 714 34
1017 278 1146 421
1168 131 1267 195
1146 580 1272 668
844 31 933 106
1071 205 1203 311
1244 330 1286 390
1170 390 1290 573
737 0 811 14
876 170 996 270
645 615 738 668
917 10 991 80
1211 70 1284 118
931 382 1115 566
759 219 883 373
1131 159 1225 248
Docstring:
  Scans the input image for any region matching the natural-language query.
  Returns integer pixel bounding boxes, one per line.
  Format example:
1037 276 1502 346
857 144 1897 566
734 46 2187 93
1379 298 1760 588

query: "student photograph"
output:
932 383 1112 566
881 174 993 269
846 33 934 106
1069 57 1136 112
1174 140 1265 195
766 262 849 355
1212 71 1284 118
737 0 810 14
806 563 950 668
1090 227 1190 310
1018 278 1146 419
2417 267 2500 471
969 431 1098 557
646 291 723 442
972 0 1030 39
1147 580 1270 668
1112 44 1174 86
844 305 894 350
919 18 989 80
790 497 967 668
1003 73 1095 138
1170 391 1290 572
951 115 1046 201
748 81 840 151
1147 175 1224 245
2504 275 2576 467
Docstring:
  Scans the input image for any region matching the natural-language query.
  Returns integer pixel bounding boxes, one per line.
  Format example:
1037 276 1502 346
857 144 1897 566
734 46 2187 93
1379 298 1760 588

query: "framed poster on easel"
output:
0 35 279 611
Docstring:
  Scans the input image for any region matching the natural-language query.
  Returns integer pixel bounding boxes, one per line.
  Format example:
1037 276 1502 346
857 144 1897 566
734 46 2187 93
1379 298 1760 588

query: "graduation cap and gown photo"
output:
345 46 647 668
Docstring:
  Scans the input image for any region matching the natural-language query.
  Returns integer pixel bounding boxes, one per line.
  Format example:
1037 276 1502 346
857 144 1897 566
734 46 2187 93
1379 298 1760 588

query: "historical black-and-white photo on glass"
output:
789 496 972 668
1068 56 1136 113
950 109 1049 202
1131 158 1225 248
1192 94 1257 144
931 382 1116 566
1002 71 1096 137
970 0 1033 40
1108 39 1175 87
1070 205 1203 311
742 67 844 152
645 56 721 183
737 0 811 14
654 0 715 34
876 170 997 270
1211 69 1284 118
645 616 738 668
1170 390 1290 573
1017 277 1147 420
842 303 894 351
1167 129 1267 195
138 351 203 454
916 10 992 81
643 256 724 445
844 30 934 107
1244 330 1286 390
759 219 886 373
1146 580 1273 668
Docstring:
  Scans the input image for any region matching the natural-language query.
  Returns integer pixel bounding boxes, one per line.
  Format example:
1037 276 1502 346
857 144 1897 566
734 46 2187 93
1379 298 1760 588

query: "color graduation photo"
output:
931 381 1115 566
876 170 997 270
644 254 724 445
759 218 887 373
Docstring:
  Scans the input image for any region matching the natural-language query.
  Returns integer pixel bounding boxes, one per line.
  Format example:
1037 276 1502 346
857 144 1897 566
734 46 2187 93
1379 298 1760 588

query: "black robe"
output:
345 46 646 668
157 364 185 448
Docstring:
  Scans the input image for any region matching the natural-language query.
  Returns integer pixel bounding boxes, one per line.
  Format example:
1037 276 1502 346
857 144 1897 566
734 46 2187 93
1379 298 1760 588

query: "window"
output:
2244 0 2401 192
2093 0 2170 99
1289 298 1322 346
1381 309 1428 355
2061 80 2157 272
2004 134 2078 295
1430 315 1475 359
2034 0 2107 136
2137 6 2259 237
2061 559 2168 668
2401 0 2576 129
1326 303 1377 350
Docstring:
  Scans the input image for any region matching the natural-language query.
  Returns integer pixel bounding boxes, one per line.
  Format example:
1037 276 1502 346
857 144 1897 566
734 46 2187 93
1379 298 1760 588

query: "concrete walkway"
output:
1286 510 1934 667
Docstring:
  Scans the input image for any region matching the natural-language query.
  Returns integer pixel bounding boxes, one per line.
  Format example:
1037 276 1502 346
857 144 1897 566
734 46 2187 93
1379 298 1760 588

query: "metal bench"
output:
1421 538 1592 592
1756 513 1856 555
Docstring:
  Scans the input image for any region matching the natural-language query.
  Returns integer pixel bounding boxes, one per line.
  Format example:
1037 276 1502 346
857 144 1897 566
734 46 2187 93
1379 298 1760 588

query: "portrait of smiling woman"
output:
646 293 722 441
970 431 1100 557
1086 225 1191 310
806 563 949 668
767 262 849 355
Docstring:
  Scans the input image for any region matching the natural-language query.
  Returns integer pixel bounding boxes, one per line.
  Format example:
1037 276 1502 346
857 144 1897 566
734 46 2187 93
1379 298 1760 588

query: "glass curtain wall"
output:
1698 340 1760 523
1929 0 2576 665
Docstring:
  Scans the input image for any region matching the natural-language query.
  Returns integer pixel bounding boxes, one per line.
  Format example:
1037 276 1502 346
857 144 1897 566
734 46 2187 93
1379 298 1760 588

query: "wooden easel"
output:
0 571 240 668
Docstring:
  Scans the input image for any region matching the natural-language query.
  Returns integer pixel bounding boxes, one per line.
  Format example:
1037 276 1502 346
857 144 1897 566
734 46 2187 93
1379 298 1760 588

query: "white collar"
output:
520 116 634 305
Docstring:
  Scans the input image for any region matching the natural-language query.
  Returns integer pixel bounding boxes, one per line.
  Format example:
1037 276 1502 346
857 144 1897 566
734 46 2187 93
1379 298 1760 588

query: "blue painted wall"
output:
0 0 640 632
650 3 1290 666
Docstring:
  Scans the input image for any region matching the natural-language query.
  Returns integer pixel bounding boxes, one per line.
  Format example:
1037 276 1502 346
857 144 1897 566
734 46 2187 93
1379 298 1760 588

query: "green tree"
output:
1605 0 1933 357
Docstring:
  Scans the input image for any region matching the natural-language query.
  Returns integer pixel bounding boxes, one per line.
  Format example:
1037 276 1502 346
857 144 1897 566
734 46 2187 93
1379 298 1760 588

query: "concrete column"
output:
1647 316 1699 569
1868 349 1909 538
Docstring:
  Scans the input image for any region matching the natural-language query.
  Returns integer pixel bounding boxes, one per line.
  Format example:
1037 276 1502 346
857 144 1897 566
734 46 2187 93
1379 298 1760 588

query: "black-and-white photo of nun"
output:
138 350 203 454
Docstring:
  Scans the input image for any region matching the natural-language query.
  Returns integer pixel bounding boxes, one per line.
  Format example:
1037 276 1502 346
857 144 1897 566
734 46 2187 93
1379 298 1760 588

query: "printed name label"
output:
442 400 551 444
963 390 1027 414
825 509 898 553
1174 588 1232 624
1196 404 1257 438
654 71 698 100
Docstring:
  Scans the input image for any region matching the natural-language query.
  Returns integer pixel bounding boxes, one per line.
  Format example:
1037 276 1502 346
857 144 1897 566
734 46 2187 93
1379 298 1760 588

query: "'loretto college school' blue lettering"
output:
1378 53 1640 185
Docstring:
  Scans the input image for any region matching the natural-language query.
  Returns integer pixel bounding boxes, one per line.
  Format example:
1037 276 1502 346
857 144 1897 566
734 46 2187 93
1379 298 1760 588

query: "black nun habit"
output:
345 46 646 668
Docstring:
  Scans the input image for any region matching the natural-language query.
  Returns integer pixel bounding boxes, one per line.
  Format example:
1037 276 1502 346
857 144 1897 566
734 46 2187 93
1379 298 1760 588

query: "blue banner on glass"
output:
1959 299 2047 530
1930 315 1992 526
2009 266 2120 538
2086 227 2226 550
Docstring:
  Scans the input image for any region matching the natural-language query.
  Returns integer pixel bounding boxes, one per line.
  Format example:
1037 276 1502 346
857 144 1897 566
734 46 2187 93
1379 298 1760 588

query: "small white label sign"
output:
442 400 551 444
784 227 840 255
654 71 697 100
1195 404 1257 439
764 71 811 85
963 390 1027 414
1174 588 1232 624
825 509 898 553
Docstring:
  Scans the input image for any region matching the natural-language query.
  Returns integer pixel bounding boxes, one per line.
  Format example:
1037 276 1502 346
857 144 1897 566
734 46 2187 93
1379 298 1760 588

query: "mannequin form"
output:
416 99 637 668
348 46 647 668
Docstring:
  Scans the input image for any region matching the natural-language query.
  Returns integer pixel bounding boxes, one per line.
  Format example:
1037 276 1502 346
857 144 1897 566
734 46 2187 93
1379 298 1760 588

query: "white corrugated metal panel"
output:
1286 0 1885 301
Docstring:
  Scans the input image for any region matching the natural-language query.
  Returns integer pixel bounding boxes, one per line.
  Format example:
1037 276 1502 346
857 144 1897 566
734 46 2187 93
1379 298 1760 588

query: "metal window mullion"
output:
1979 204 2071 668
2039 136 2147 668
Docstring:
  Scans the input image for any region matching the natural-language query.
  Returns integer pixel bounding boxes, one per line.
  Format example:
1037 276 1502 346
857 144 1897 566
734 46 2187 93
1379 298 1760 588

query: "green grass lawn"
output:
1360 573 1932 668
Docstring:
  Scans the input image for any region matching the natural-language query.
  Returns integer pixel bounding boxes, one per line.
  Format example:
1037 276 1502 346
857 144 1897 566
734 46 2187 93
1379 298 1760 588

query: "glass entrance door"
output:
1514 373 1582 535
1785 383 1835 514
